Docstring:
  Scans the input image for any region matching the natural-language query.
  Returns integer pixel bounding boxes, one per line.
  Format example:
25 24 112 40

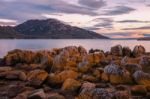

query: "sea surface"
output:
0 39 150 58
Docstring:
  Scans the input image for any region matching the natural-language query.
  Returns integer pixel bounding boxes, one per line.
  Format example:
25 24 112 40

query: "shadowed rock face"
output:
0 45 150 99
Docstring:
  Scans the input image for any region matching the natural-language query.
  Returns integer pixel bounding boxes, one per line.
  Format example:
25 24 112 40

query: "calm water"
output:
0 39 150 58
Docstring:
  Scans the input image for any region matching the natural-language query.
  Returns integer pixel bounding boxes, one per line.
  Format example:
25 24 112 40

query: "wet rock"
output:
131 85 147 96
111 45 123 56
102 63 133 84
61 78 81 92
133 70 150 86
0 70 27 81
115 91 131 99
28 89 46 99
27 70 48 86
122 46 132 57
47 70 78 86
132 45 145 57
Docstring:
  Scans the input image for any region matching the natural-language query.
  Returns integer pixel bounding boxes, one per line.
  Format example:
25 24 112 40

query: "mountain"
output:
0 19 109 39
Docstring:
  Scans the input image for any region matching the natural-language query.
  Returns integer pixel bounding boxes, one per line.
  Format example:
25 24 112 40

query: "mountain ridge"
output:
0 18 109 39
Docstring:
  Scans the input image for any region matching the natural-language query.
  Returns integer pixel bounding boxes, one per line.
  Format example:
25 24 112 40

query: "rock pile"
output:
0 45 150 99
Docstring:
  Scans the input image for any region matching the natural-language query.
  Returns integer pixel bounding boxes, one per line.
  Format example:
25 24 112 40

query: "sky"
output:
0 0 150 38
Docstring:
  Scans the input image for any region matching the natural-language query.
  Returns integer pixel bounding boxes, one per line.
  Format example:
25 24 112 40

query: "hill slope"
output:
0 19 109 39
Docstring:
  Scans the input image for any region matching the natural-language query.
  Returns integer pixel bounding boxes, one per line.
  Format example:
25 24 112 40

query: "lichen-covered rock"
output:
52 46 87 71
28 89 46 99
133 70 150 86
131 85 147 96
133 45 145 57
111 45 123 56
61 78 81 91
47 70 78 86
0 70 27 81
102 63 133 84
27 70 48 86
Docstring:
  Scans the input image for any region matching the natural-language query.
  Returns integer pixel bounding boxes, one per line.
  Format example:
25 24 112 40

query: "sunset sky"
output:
0 0 150 38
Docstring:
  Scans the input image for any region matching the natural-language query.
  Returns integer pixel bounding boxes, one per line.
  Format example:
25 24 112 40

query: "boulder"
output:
52 46 87 71
131 85 147 96
132 45 145 57
111 45 123 56
28 89 46 99
61 78 81 91
0 70 27 81
27 70 48 86
133 70 150 86
47 70 78 86
102 63 133 84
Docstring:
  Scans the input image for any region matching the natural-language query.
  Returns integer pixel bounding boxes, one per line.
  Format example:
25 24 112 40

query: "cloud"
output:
103 32 144 38
78 0 106 9
117 20 150 23
84 27 101 31
0 18 17 26
103 6 136 15
93 18 114 28
123 26 150 30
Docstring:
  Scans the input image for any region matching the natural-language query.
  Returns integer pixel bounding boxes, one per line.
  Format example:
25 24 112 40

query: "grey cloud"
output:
0 0 99 24
84 27 101 31
78 0 106 9
103 6 136 15
117 20 150 23
93 18 114 29
123 26 150 30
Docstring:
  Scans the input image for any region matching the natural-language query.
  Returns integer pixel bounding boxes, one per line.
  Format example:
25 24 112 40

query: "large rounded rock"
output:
47 70 78 86
132 45 145 57
102 63 132 84
27 70 48 86
124 64 142 74
133 70 150 86
111 45 123 56
61 78 81 91
52 46 87 71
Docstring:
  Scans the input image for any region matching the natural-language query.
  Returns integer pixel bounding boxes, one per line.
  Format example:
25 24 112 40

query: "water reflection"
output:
0 39 150 58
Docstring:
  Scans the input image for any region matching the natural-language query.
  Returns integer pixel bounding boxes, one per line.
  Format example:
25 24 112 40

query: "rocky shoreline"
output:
0 45 150 99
